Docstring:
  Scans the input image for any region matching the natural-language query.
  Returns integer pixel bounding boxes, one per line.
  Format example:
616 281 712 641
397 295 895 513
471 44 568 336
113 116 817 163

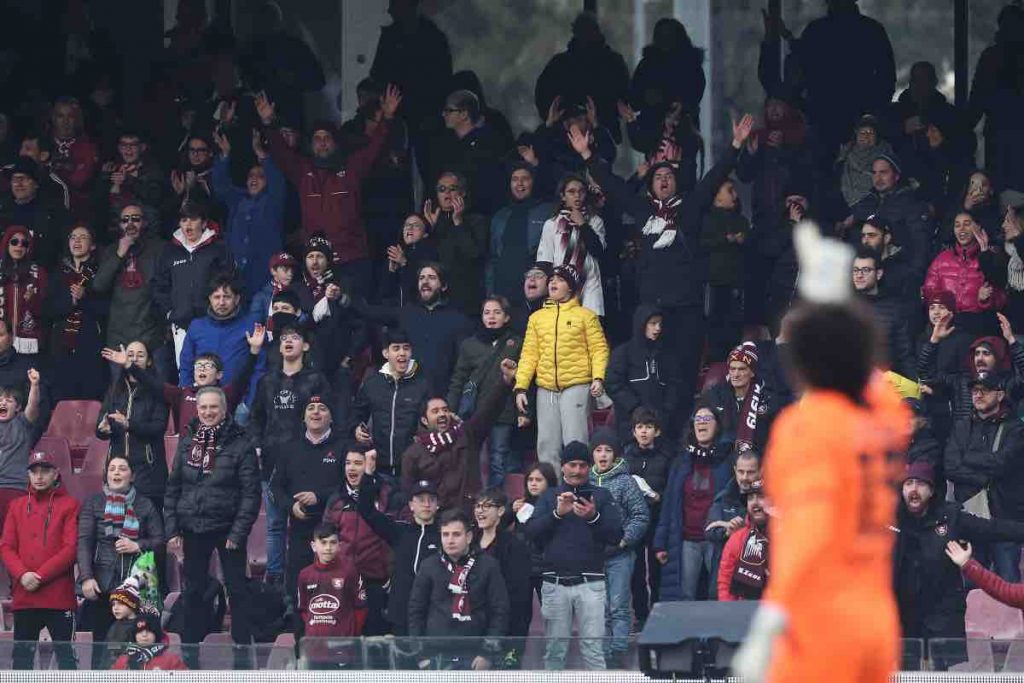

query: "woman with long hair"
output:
0 226 47 356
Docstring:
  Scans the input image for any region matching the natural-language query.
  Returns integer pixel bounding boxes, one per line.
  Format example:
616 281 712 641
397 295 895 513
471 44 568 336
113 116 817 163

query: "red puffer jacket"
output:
322 485 392 580
923 242 1007 314
0 482 79 611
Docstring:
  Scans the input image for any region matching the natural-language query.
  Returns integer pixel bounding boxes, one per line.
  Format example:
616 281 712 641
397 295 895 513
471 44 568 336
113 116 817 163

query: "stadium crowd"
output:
1 0 1024 672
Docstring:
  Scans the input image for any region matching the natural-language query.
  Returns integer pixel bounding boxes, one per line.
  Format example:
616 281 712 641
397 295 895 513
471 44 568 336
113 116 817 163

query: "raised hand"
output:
732 113 755 148
27 368 39 386
546 96 564 128
221 100 237 126
567 124 591 160
930 316 956 344
944 540 972 567
381 84 402 120
974 225 991 252
999 312 1016 345
423 199 441 227
213 128 231 158
246 322 267 352
251 129 267 160
616 100 637 124
518 144 538 166
451 194 465 224
170 169 186 195
255 91 276 126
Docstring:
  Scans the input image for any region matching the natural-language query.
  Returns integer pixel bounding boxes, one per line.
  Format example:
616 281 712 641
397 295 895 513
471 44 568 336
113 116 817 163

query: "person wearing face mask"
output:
322 446 392 636
573 113 754 425
151 201 231 365
0 226 48 357
379 213 439 307
256 87 402 299
422 170 489 316
93 204 166 364
210 126 285 300
403 359 518 512
486 163 554 306
76 456 164 668
46 224 108 401
654 403 732 602
446 297 523 488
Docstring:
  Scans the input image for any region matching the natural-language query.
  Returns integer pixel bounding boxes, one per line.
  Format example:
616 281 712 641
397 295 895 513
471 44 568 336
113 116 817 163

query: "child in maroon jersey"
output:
296 522 365 668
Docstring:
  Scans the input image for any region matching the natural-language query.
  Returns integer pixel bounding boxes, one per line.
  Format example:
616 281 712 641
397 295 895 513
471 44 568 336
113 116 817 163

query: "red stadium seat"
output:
165 412 176 436
79 439 109 477
45 400 102 465
504 473 525 501
248 512 268 578
63 471 103 504
264 633 296 670
165 435 180 471
201 632 254 669
31 436 73 475
699 362 728 392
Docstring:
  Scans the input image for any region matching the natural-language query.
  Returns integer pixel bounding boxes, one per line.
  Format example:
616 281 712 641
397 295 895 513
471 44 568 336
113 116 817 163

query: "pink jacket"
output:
922 243 1007 313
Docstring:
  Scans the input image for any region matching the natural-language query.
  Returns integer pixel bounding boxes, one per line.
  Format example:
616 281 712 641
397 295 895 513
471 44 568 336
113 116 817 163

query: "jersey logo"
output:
935 524 948 537
309 594 341 614
332 578 344 589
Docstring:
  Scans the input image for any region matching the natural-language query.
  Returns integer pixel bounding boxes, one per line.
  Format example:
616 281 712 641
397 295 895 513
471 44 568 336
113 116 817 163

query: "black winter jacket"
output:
944 412 1024 521
348 363 432 474
919 338 1024 421
356 475 440 635
859 291 917 379
408 550 509 639
894 500 1024 640
850 183 931 285
624 440 673 543
478 529 533 639
525 482 623 576
269 429 345 521
606 304 681 438
699 380 776 453
76 489 164 592
247 365 331 481
704 477 746 547
96 368 169 499
150 229 231 328
163 418 261 547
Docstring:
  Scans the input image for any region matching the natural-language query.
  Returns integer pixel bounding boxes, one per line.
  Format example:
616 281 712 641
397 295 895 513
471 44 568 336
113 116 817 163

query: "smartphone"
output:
573 486 594 502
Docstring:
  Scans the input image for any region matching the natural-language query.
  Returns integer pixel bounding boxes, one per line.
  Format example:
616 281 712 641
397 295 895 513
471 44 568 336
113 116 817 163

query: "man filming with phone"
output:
525 441 623 671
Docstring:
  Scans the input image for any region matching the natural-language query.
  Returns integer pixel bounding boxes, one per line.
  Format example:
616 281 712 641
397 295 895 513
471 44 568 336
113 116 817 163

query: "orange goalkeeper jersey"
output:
762 372 910 682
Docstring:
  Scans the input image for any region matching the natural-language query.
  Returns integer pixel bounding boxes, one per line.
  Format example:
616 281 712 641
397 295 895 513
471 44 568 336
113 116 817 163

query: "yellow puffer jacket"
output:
515 297 609 392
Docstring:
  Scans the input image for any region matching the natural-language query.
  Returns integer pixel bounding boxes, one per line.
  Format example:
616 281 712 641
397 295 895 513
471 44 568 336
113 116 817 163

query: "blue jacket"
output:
590 458 649 554
653 447 732 601
211 156 285 301
525 481 623 576
485 198 552 293
178 309 266 404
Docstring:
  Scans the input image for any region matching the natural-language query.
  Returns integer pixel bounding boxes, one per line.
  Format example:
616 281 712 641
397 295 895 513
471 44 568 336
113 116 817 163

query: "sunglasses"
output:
120 215 143 224
436 184 462 193
7 238 27 247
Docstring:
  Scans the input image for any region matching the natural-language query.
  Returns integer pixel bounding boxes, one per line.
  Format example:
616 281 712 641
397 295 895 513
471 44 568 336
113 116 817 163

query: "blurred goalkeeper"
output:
733 223 911 683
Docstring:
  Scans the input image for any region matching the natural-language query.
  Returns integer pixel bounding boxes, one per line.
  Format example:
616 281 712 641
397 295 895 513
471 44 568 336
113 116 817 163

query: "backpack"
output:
164 576 227 638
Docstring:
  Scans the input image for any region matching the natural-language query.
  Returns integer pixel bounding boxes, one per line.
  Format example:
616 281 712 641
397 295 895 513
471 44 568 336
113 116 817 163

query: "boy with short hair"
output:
589 427 649 669
250 252 301 320
111 612 188 670
0 444 80 670
295 522 365 668
0 368 43 529
623 407 672 622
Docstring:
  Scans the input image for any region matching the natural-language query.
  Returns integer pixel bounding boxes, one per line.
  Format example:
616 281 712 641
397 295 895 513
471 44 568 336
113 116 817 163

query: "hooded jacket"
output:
605 304 681 437
515 297 609 392
355 474 440 635
348 362 432 474
76 487 164 592
924 241 1008 314
150 227 230 328
163 417 261 547
919 335 1024 421
0 481 80 610
401 382 512 512
92 232 165 350
323 481 392 580
0 226 48 354
589 445 650 556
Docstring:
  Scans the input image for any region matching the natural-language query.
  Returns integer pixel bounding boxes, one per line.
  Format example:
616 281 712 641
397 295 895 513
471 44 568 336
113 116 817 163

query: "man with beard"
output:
944 371 1024 581
100 131 165 241
699 342 774 453
717 479 770 601
894 461 1024 660
922 313 1024 421
510 262 552 335
0 157 68 268
352 262 472 395
256 86 401 298
706 449 762 593
851 248 916 379
487 165 554 306
92 204 165 365
401 359 518 512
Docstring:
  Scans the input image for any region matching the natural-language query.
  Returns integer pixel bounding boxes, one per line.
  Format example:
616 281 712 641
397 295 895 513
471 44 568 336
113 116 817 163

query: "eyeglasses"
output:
852 267 876 275
525 271 546 280
118 141 140 149
474 502 499 511
188 146 210 154
693 414 715 424
442 107 464 115
194 361 218 371
7 238 27 247
436 184 462 193
120 215 143 224
279 333 302 343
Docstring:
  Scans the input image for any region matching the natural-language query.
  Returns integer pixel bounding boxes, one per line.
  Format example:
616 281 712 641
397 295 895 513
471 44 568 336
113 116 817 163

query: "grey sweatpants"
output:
537 384 591 469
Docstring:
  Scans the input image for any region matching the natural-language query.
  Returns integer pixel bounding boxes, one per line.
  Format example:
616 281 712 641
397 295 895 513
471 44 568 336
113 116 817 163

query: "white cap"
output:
794 221 854 304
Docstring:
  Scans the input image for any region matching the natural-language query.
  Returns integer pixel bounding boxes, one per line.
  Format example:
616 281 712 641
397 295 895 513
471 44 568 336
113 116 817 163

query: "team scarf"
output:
187 422 223 474
118 245 146 290
555 209 588 273
730 524 769 600
303 269 332 304
102 484 140 539
641 195 683 249
442 553 476 622
416 420 465 454
0 260 43 338
124 643 167 670
59 257 99 351
734 380 765 454
686 443 716 461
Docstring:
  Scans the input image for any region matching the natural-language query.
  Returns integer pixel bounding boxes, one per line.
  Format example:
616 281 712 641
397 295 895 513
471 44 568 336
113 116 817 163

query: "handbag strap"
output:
993 423 1006 454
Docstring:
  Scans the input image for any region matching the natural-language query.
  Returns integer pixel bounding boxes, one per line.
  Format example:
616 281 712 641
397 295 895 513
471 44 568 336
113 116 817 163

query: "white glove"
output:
732 602 787 683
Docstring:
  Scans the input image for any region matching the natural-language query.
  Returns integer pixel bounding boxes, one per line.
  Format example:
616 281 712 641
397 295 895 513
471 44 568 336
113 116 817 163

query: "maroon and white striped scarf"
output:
442 553 475 622
59 257 98 351
555 209 588 273
734 380 765 454
416 421 464 454
187 422 223 474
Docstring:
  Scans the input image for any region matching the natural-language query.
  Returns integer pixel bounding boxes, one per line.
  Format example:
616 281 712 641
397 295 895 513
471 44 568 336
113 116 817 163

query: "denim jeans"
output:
262 481 286 578
488 423 520 488
541 579 607 670
994 541 1023 582
680 540 715 601
604 551 635 656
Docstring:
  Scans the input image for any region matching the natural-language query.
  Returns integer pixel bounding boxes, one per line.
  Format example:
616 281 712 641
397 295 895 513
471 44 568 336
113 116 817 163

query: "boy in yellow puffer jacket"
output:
514 264 609 469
